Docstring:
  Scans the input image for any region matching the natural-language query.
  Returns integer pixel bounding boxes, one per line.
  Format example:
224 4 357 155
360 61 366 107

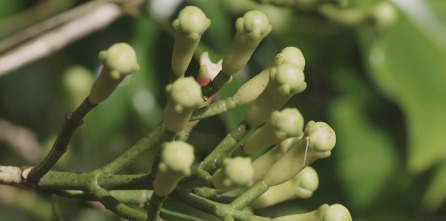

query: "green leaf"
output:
421 162 446 212
363 6 446 173
329 96 399 211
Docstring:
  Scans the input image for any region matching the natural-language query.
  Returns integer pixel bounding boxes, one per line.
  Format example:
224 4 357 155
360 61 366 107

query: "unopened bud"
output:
163 77 203 132
212 157 254 191
88 43 139 104
154 141 195 196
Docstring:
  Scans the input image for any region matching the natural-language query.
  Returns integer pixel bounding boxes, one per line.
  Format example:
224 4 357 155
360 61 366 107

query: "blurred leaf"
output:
360 5 446 173
421 162 446 212
128 18 165 127
329 96 398 211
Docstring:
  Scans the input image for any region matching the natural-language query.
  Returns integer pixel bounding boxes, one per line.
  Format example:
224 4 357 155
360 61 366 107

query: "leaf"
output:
421 162 446 212
329 96 399 211
363 6 446 173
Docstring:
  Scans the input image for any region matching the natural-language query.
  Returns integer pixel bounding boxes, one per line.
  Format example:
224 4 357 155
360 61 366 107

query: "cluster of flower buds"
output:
86 6 351 220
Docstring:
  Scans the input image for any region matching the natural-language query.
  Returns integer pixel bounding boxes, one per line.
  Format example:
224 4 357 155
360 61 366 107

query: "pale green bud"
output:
232 67 270 106
173 6 210 37
271 108 305 139
371 1 397 31
263 121 335 186
89 43 139 104
272 204 352 221
154 141 195 196
306 121 336 152
98 43 140 77
212 157 254 191
244 63 306 127
232 47 305 105
272 63 306 95
252 137 299 182
222 10 272 76
278 47 305 71
243 108 304 154
171 6 210 77
163 77 204 132
250 166 318 209
323 204 352 221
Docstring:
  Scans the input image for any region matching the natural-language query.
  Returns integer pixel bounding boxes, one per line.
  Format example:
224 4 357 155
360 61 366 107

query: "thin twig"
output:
0 3 123 77
27 98 96 182
0 0 107 54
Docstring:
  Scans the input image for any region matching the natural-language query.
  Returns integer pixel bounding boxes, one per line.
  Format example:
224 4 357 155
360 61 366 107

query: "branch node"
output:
65 112 73 120
55 145 67 155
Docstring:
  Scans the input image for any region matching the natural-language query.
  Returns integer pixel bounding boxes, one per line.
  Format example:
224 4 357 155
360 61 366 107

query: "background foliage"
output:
0 0 445 220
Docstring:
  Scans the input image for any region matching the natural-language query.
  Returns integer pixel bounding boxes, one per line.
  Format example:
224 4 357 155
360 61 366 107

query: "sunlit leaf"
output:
363 8 446 173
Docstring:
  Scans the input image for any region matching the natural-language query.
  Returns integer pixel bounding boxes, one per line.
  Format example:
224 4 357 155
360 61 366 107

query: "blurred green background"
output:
1 0 445 220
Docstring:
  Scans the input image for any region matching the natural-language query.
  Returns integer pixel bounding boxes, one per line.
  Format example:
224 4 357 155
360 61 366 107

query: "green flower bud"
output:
371 1 397 31
272 204 352 221
245 63 306 127
306 121 336 152
89 43 139 104
163 77 204 132
250 166 318 209
232 47 305 106
232 66 270 105
171 6 210 77
154 141 195 197
252 137 299 182
243 108 304 154
222 10 272 76
323 204 352 221
278 47 305 71
262 121 335 186
212 157 254 191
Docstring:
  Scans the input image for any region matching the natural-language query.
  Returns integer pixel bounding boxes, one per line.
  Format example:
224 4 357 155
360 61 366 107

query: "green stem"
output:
101 122 165 174
193 187 217 199
50 190 94 201
94 187 148 221
196 121 250 174
160 207 207 221
146 129 176 221
38 171 153 191
149 129 177 180
172 187 232 219
171 187 271 221
27 98 96 182
196 169 213 187
51 189 154 205
148 193 167 221
201 70 232 98
190 97 237 121
230 180 269 210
